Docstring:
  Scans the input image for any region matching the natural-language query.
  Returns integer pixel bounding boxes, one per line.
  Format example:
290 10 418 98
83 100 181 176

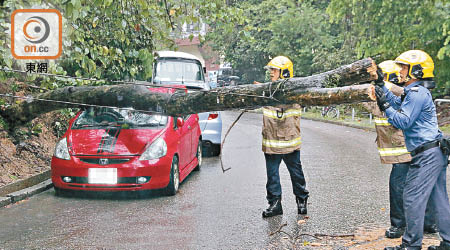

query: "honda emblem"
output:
99 158 109 165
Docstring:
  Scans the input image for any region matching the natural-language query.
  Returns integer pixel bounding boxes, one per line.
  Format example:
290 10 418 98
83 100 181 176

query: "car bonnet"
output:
68 127 166 156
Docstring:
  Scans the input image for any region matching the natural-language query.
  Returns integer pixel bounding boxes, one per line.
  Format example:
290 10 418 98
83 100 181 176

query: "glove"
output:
374 67 385 87
375 85 390 111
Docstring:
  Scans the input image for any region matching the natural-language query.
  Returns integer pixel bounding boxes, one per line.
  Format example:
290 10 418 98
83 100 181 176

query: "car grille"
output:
78 158 130 165
68 185 141 188
62 176 150 184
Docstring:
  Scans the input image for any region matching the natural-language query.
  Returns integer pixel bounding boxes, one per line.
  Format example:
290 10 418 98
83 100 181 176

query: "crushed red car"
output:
51 87 202 196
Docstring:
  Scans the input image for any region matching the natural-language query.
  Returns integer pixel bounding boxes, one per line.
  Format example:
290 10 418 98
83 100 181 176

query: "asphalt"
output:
0 112 444 209
0 111 448 249
0 115 363 208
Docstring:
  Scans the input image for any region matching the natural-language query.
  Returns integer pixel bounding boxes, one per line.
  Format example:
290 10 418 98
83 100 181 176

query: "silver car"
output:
152 51 222 156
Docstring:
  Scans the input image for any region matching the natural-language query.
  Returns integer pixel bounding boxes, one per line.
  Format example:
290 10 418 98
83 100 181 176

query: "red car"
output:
51 105 202 196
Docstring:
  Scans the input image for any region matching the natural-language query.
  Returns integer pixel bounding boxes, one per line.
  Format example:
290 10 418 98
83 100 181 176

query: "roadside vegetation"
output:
302 104 450 135
0 0 242 187
0 0 449 185
207 0 450 97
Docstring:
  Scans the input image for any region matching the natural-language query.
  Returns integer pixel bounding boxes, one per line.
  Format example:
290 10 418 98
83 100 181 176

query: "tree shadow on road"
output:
53 187 169 200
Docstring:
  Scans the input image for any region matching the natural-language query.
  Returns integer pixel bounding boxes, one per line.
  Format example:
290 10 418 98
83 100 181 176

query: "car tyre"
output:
211 144 221 156
194 139 202 171
164 156 179 196
202 142 221 157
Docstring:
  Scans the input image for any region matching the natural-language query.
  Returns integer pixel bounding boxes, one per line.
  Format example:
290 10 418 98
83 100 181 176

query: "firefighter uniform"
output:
363 97 436 238
379 50 450 250
382 81 450 249
262 104 308 204
260 56 309 218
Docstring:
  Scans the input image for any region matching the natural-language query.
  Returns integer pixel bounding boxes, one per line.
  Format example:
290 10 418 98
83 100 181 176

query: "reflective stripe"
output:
263 108 302 119
378 147 410 156
374 118 391 126
263 137 302 148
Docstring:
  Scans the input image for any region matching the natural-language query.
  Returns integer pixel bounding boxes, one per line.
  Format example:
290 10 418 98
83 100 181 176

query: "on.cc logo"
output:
11 9 62 59
23 16 50 44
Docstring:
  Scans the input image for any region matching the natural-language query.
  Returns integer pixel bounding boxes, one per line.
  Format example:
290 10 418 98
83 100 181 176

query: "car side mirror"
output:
176 117 185 128
203 67 207 73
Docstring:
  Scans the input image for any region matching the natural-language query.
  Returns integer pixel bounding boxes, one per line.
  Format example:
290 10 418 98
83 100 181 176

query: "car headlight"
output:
139 138 167 160
54 137 71 160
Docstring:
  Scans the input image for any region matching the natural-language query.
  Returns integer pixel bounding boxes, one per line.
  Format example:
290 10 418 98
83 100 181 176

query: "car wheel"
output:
326 107 339 118
194 140 202 171
202 142 221 157
164 156 179 196
211 144 221 156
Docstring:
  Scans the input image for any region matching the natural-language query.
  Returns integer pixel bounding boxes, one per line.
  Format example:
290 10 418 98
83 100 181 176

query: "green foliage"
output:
52 108 76 137
208 0 449 97
30 123 42 135
326 0 450 97
0 116 9 130
0 0 240 89
207 0 353 84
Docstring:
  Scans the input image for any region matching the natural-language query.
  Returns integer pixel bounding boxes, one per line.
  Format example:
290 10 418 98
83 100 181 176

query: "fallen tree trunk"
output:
166 84 375 114
0 58 377 127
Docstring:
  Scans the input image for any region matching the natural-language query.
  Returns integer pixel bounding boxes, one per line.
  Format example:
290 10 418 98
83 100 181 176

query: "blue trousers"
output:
389 163 436 228
402 147 450 249
264 150 309 202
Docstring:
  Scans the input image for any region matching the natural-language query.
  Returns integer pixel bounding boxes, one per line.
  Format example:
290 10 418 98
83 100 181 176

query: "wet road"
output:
1 111 449 250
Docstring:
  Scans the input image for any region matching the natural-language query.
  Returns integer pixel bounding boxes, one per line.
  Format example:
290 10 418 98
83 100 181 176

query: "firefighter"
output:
364 60 437 239
376 50 450 250
258 56 309 218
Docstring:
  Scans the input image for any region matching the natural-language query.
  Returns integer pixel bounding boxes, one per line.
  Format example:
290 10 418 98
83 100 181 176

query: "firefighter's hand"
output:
375 86 390 111
374 67 385 87
253 81 261 84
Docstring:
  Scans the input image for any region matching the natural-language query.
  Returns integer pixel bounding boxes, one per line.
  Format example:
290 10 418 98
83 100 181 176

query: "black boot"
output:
296 197 307 215
384 243 410 250
424 224 438 234
262 198 283 218
385 226 405 238
428 241 450 250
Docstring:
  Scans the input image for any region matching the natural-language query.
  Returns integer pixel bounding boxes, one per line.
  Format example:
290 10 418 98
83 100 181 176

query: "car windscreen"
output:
219 68 232 76
153 58 204 84
72 107 168 129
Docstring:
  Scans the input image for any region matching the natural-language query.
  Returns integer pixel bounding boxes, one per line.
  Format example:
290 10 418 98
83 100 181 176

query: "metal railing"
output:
435 99 450 104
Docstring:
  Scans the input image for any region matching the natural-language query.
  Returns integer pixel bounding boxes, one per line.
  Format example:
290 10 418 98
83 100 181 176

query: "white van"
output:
152 51 222 156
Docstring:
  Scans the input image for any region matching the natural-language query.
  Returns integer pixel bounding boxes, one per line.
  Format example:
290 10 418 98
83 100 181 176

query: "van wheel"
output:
164 156 179 196
194 140 202 171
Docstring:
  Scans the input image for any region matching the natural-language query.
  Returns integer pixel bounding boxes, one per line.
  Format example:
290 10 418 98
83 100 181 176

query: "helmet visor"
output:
264 65 279 70
394 60 409 66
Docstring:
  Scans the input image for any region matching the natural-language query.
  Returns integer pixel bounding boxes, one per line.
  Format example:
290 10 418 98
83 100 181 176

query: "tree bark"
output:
0 58 377 127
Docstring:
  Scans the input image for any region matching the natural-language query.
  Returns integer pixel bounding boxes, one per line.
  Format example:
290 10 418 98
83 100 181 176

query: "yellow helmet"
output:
394 50 434 79
264 56 293 79
378 60 402 85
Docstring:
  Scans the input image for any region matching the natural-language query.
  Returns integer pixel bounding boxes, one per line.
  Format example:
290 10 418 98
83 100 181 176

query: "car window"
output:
153 59 204 83
72 107 168 129
219 68 232 76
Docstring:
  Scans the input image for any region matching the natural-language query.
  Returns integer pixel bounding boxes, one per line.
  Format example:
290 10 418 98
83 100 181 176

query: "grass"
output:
302 110 375 129
250 107 449 135
440 125 450 135
302 110 449 135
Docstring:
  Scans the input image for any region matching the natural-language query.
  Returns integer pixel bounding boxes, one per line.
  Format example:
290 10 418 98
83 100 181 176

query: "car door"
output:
177 115 192 171
185 114 199 160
